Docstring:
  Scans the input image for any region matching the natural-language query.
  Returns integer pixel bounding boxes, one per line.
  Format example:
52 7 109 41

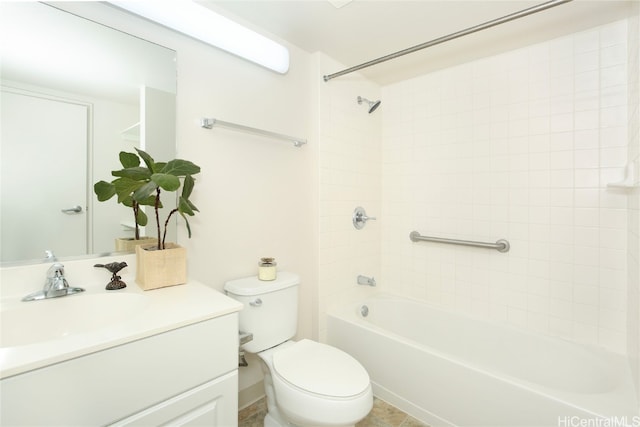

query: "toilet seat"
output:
262 339 373 426
272 339 370 398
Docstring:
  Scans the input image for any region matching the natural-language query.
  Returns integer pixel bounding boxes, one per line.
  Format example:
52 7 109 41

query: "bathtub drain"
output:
360 305 369 317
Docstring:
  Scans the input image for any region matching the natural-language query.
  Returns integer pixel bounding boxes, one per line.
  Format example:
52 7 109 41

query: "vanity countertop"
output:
0 254 243 379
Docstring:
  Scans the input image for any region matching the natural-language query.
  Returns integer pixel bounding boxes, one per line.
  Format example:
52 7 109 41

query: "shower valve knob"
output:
353 206 376 230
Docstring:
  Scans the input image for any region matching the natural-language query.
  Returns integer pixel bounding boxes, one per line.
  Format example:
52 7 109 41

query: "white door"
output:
1 89 89 262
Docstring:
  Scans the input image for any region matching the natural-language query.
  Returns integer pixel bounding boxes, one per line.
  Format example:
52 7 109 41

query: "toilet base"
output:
264 411 290 427
264 411 354 427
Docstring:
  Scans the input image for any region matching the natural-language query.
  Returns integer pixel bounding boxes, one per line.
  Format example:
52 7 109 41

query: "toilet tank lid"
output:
224 272 300 296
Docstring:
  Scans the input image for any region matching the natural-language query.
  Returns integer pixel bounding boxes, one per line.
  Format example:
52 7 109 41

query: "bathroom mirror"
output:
0 2 177 264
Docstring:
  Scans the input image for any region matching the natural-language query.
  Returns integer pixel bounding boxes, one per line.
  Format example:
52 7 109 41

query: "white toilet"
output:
224 272 373 427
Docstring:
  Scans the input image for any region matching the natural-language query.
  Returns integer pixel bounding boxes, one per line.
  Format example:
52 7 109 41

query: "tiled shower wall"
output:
316 53 381 340
381 20 632 354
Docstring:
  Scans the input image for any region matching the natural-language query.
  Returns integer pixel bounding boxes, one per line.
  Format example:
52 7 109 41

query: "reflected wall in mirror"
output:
0 2 177 264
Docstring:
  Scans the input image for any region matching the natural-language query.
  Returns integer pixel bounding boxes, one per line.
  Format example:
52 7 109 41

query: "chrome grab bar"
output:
409 231 510 253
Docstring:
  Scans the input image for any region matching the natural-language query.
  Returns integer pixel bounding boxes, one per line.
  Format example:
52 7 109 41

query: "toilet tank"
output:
224 272 299 353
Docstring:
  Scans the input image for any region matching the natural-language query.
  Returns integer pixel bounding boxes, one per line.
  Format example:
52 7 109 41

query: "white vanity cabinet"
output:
0 313 239 426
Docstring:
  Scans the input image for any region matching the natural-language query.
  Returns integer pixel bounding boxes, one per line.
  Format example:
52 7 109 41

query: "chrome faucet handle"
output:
44 263 69 291
46 263 65 278
353 206 377 230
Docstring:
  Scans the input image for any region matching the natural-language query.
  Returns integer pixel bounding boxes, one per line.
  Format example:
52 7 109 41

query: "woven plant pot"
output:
135 243 187 290
115 237 157 253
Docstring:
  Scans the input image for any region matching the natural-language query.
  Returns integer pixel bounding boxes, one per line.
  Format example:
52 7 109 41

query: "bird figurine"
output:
94 261 128 290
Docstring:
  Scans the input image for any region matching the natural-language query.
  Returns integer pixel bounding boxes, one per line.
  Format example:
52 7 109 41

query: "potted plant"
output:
94 151 158 252
96 148 201 290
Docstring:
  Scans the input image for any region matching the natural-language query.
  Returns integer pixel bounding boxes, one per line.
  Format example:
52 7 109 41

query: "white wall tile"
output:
379 19 633 353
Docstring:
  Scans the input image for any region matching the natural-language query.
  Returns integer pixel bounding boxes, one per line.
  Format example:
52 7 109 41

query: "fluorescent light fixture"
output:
108 1 289 74
328 0 354 9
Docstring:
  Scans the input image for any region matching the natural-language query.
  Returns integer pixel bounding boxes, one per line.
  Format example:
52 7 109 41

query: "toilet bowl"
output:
259 340 373 426
224 273 373 426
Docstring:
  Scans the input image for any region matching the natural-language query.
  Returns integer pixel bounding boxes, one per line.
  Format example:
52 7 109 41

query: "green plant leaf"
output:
133 181 158 201
136 209 148 226
135 148 156 172
179 211 192 238
113 177 145 203
151 173 180 191
119 151 140 168
186 199 199 213
181 175 195 199
122 195 133 207
154 162 167 173
178 196 194 216
112 167 150 180
94 181 116 201
137 195 161 208
111 166 151 181
161 159 201 177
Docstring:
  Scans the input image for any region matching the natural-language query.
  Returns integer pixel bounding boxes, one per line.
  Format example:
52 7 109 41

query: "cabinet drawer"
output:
110 371 238 427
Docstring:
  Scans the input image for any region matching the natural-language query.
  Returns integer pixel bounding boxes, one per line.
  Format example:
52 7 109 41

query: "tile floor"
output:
238 396 430 427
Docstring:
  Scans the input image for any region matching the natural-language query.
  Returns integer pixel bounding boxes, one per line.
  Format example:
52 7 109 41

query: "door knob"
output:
61 205 83 214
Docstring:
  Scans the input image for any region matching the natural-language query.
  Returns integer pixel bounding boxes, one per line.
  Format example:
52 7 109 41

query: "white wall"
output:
175 33 316 402
59 2 317 407
381 19 632 354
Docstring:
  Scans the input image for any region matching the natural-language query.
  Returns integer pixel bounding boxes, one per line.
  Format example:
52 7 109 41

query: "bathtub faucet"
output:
357 275 376 287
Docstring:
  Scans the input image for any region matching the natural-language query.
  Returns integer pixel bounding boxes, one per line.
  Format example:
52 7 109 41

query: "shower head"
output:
357 96 381 114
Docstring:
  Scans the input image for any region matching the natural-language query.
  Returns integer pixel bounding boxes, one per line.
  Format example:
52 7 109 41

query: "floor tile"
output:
239 396 430 427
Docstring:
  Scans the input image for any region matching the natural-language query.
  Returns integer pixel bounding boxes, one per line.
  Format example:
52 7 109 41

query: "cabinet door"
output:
110 371 238 427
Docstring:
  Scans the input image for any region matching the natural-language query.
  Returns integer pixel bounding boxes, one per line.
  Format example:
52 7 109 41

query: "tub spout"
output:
357 275 376 286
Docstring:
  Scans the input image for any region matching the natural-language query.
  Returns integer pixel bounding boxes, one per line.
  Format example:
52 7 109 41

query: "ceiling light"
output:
327 0 354 9
108 1 289 74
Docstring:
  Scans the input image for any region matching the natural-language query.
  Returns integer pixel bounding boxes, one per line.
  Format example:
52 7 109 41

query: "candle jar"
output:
258 257 277 281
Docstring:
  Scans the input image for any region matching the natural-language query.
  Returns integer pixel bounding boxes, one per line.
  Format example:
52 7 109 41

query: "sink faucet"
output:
22 263 85 302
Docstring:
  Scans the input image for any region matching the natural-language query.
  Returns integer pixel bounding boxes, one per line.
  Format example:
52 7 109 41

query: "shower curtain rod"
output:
323 0 573 82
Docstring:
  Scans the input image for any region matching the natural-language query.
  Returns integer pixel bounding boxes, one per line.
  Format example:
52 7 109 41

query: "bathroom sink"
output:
0 293 148 348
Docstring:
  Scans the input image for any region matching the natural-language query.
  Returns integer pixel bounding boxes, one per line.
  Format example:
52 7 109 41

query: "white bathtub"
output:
327 293 638 427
